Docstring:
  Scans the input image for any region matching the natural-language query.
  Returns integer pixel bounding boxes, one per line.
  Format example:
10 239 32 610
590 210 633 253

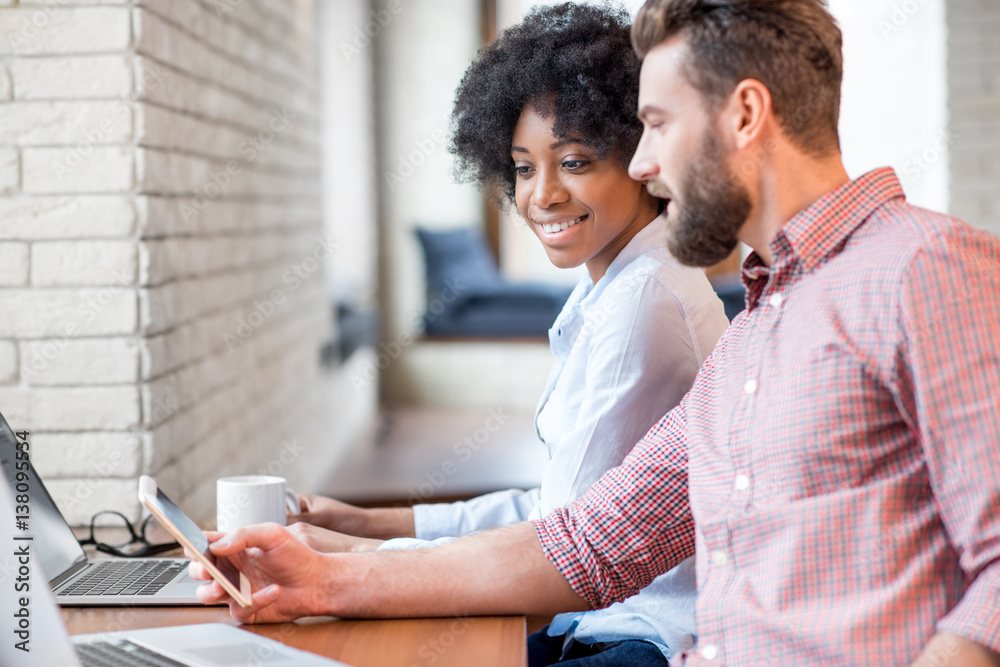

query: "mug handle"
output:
285 488 301 515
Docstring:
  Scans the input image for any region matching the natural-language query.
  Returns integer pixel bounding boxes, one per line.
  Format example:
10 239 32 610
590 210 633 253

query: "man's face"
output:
629 37 752 268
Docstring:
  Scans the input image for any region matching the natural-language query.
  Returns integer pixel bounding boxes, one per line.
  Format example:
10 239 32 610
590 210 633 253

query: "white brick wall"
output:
20 338 140 385
0 62 10 99
11 56 133 99
0 386 141 431
0 341 16 384
0 147 17 193
0 241 28 285
23 146 135 193
0 101 133 145
0 7 131 55
0 0 327 525
0 288 137 337
31 240 138 286
947 0 1000 235
0 196 136 238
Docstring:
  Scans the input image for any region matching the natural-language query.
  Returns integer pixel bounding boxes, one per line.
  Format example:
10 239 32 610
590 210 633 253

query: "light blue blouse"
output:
384 216 730 660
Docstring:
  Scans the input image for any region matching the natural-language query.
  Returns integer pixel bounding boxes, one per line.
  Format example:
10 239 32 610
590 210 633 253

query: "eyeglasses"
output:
77 511 180 558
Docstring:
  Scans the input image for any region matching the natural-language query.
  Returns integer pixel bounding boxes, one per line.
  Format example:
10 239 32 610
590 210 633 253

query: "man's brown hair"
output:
633 0 843 155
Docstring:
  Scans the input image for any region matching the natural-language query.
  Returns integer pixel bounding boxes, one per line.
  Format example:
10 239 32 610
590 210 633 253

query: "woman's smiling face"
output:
511 104 661 283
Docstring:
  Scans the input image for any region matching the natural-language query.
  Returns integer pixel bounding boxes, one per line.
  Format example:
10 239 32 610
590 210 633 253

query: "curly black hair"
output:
450 2 642 207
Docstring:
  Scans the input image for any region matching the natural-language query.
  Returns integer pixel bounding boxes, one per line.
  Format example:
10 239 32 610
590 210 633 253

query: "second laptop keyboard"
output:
60 560 187 596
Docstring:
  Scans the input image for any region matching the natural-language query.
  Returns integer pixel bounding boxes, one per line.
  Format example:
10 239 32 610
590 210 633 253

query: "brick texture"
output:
0 341 16 384
0 62 10 99
0 7 131 55
0 0 324 524
12 56 132 99
0 147 17 193
0 241 28 285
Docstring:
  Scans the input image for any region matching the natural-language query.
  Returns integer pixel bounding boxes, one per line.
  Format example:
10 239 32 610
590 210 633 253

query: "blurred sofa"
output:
416 227 573 338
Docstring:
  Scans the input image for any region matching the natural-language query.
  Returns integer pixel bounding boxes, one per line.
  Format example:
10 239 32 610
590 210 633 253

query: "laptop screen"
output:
0 411 87 583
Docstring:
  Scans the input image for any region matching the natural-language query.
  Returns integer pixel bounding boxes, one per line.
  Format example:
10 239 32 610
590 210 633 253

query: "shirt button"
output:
734 474 750 490
769 292 784 308
744 379 758 394
701 643 719 660
710 550 728 567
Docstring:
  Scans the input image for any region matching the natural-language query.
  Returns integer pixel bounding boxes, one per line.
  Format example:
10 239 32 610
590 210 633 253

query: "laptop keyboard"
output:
59 560 187 597
76 638 188 666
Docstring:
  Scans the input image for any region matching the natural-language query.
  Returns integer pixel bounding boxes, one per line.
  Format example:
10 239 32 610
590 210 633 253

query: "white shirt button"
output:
769 292 784 308
744 379 758 394
734 474 750 491
710 550 728 567
701 643 719 660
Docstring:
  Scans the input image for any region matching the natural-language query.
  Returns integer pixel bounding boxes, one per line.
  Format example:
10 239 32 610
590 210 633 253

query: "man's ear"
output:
719 78 772 151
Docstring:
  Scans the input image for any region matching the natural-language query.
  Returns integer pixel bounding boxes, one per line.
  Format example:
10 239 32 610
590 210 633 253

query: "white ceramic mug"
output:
216 475 299 532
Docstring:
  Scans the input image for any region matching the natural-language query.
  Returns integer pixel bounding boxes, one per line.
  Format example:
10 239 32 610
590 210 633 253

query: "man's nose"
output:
629 130 658 182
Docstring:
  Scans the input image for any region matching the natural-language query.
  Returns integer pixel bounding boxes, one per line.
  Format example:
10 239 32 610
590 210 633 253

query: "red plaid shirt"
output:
534 168 1000 665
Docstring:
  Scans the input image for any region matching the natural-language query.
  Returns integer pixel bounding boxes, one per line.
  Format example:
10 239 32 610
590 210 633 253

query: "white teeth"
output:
540 216 585 234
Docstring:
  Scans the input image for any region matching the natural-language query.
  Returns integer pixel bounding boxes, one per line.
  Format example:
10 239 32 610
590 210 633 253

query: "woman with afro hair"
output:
290 4 729 664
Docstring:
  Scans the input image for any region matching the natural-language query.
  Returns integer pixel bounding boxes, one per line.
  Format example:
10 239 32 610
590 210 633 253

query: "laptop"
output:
0 409 204 605
0 470 349 667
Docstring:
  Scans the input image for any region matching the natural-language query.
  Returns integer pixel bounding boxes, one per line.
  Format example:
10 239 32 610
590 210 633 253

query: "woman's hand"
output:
185 525 335 624
286 522 384 553
288 494 366 533
288 494 416 539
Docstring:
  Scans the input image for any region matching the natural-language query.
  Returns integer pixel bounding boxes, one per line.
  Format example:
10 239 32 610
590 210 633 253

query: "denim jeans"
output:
528 625 671 667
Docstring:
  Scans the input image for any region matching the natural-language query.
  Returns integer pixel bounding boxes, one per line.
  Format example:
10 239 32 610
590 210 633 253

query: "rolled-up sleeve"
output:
901 226 1000 651
533 399 695 610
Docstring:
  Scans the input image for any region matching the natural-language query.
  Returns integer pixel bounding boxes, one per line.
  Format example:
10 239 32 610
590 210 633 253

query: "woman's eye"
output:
515 166 533 177
563 160 589 170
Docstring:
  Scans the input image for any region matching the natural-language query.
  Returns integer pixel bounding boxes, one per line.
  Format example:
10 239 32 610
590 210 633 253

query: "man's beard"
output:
667 131 752 268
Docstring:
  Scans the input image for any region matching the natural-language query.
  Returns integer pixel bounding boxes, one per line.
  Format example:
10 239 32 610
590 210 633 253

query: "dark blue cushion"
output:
415 227 503 296
415 226 573 337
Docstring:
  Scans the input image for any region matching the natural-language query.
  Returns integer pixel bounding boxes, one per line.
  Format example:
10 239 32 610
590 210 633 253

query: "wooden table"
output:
62 606 526 667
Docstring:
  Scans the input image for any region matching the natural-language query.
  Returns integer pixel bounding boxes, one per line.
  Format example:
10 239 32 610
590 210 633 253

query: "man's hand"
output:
285 522 384 553
185 524 334 623
911 633 1000 667
288 494 415 539
188 521 586 623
